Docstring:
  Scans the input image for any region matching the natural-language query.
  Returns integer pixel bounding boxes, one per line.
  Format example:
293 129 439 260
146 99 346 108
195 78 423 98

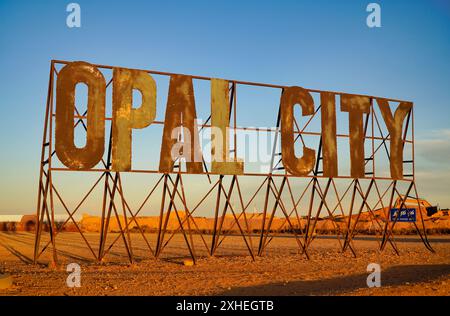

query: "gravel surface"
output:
0 232 448 296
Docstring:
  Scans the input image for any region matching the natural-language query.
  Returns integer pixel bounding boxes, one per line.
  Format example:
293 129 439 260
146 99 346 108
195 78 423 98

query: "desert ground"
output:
0 231 449 296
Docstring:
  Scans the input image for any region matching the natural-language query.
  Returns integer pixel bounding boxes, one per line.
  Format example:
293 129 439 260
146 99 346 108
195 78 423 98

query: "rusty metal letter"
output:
340 95 370 178
321 93 338 177
159 75 203 174
211 79 243 175
377 99 412 179
280 87 316 176
55 61 106 169
112 68 157 171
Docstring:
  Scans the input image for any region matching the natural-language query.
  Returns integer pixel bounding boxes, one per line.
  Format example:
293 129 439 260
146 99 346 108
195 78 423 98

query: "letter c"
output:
280 86 316 176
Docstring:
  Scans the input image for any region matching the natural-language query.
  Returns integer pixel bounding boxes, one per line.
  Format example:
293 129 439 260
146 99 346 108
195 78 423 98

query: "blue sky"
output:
0 0 449 215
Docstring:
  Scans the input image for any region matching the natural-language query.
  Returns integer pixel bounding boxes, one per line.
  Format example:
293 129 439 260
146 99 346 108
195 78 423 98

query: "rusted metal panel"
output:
377 99 412 180
320 92 338 177
210 78 243 175
55 61 106 169
280 86 315 176
340 94 371 178
112 67 157 171
159 74 203 174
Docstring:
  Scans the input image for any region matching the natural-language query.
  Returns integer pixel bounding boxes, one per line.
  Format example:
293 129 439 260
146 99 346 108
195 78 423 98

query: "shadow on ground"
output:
217 264 450 296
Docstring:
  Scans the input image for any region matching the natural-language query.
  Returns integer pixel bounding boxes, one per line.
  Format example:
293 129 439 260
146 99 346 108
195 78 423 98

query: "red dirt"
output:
0 232 448 296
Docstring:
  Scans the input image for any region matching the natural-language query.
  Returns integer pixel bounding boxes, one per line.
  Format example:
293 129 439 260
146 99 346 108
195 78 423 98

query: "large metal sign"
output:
34 60 434 265
54 61 411 179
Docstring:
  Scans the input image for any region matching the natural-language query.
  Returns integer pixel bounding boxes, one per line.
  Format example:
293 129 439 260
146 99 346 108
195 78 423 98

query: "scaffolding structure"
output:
34 60 434 265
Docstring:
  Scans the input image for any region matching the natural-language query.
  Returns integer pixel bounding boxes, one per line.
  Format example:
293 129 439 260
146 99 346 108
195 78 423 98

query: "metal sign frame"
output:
34 60 434 265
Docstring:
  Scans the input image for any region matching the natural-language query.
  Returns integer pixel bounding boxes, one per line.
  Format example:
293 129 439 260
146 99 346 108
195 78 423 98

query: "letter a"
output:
159 75 203 173
366 3 381 28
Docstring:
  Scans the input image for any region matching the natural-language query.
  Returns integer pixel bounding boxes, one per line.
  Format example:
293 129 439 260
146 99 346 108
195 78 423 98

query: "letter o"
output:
55 61 106 169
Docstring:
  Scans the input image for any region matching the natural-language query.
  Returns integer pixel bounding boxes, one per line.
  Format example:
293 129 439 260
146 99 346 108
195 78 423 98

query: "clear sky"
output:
0 0 449 216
